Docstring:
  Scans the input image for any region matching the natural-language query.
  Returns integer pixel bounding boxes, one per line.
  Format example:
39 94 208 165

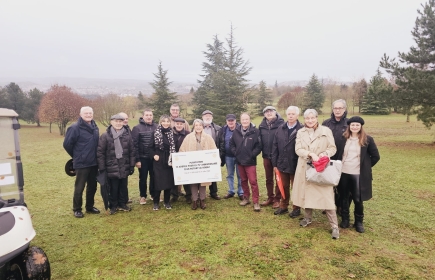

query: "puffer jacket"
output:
322 111 348 160
271 121 303 174
131 117 158 162
259 114 285 159
63 117 99 169
230 123 262 166
97 126 135 179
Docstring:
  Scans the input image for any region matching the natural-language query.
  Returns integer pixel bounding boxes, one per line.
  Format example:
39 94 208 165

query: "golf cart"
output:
0 108 51 279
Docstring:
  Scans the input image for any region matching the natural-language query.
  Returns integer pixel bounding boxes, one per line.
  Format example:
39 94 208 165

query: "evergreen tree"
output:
361 69 392 115
256 80 273 115
3 82 26 116
147 62 178 119
137 91 145 110
302 74 325 113
381 0 435 128
193 26 251 125
22 88 44 126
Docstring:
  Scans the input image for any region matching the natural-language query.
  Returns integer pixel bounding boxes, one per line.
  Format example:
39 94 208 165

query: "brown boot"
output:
191 200 198 210
260 198 273 206
200 199 206 210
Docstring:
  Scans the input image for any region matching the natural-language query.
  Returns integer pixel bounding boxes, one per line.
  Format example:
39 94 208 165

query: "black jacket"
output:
322 111 348 160
230 123 262 166
217 123 241 162
97 126 136 179
63 117 99 169
173 128 189 152
131 118 158 161
271 121 303 174
259 114 285 159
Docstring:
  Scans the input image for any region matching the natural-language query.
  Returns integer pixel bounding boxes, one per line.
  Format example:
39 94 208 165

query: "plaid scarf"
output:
154 125 176 166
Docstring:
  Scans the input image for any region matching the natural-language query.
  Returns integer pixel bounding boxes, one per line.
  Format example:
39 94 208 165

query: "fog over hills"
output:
0 77 198 96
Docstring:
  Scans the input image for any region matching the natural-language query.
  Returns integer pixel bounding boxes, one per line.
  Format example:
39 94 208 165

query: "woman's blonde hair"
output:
343 124 368 146
159 115 171 124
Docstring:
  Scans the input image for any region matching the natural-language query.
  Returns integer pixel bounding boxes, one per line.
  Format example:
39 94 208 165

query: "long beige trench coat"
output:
291 125 337 209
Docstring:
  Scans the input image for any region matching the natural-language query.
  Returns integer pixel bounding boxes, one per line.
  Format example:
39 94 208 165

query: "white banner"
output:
172 149 222 185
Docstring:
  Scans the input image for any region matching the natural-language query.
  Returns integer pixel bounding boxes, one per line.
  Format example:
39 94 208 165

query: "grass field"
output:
20 113 435 279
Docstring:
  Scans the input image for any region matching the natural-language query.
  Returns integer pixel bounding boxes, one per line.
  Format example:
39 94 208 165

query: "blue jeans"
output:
225 156 243 196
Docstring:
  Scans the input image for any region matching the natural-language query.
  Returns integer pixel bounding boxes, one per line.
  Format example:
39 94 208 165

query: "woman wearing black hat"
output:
338 116 380 233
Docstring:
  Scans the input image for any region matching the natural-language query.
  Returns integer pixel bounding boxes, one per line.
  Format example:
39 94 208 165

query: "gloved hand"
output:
129 167 135 175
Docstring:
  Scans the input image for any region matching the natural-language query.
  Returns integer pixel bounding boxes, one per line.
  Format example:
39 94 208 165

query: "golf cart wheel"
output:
8 246 51 280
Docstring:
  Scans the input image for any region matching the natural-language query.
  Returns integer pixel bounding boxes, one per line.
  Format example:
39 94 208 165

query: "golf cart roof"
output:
0 108 18 117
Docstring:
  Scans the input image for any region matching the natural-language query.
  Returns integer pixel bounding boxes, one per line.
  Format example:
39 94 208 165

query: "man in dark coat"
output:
322 99 349 212
271 106 303 218
259 106 285 208
131 109 158 205
170 117 192 203
119 112 133 205
230 113 263 212
97 114 136 214
218 114 243 200
63 106 100 218
202 110 222 200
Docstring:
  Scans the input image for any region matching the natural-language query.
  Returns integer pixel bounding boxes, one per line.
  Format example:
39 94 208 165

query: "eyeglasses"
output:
333 107 345 110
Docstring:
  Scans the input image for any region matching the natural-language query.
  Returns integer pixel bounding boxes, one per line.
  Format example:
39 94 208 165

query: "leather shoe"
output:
274 208 289 215
238 195 244 200
74 211 84 218
272 202 280 209
223 193 234 199
86 207 100 214
260 199 273 206
210 194 221 200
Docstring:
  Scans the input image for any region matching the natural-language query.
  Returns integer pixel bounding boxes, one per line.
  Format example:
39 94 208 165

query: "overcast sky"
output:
0 0 425 85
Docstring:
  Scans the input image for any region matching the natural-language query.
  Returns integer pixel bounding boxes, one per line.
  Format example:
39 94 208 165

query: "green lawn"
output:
21 113 435 279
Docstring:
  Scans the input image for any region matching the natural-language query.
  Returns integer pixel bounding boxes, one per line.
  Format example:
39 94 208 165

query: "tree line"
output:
2 2 435 134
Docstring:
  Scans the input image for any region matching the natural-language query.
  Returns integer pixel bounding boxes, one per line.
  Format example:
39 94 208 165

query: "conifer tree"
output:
256 80 273 115
361 69 392 115
147 62 178 119
302 74 325 113
381 0 435 128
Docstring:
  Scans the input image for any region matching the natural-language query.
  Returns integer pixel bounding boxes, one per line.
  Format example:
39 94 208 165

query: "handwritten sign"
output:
172 149 222 185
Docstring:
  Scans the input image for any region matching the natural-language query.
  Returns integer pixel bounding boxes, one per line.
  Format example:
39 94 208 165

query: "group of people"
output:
63 99 380 240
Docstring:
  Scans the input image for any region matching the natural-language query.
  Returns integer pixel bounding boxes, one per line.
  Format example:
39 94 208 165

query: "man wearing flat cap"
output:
63 106 100 218
259 105 285 208
97 114 136 214
218 114 243 200
202 110 222 200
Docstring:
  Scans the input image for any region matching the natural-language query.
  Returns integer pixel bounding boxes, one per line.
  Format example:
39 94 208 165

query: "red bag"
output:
313 156 330 172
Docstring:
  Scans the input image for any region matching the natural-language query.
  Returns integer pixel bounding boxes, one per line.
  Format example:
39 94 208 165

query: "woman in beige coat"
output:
179 119 217 210
292 109 339 239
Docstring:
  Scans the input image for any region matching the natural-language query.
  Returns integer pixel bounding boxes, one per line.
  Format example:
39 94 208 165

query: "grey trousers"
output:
304 208 338 229
190 184 206 201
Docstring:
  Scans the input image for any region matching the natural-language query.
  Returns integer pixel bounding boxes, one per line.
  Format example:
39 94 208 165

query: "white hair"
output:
80 106 93 114
286 106 300 115
192 119 204 127
332 99 347 109
303 109 318 118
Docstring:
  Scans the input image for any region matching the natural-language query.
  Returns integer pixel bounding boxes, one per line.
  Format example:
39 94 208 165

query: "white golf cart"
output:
0 108 51 280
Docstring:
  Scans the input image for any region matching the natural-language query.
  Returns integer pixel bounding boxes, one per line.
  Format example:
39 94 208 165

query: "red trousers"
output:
237 165 259 203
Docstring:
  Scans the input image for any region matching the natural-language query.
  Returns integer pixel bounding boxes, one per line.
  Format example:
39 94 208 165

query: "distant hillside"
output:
0 77 198 96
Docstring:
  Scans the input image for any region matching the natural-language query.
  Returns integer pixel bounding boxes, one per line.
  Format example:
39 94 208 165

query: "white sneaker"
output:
332 227 340 239
140 197 147 205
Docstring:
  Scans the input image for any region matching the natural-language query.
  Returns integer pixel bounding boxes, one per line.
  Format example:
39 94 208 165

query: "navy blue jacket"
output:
63 117 99 169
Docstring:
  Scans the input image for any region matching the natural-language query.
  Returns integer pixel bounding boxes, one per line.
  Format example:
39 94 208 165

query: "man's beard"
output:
203 120 212 125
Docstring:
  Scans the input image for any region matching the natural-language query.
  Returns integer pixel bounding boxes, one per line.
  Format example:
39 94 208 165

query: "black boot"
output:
340 208 350 228
354 214 365 233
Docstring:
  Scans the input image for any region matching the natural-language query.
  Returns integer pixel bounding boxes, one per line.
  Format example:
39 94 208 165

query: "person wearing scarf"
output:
292 109 339 239
179 119 217 210
97 114 135 215
152 115 176 210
